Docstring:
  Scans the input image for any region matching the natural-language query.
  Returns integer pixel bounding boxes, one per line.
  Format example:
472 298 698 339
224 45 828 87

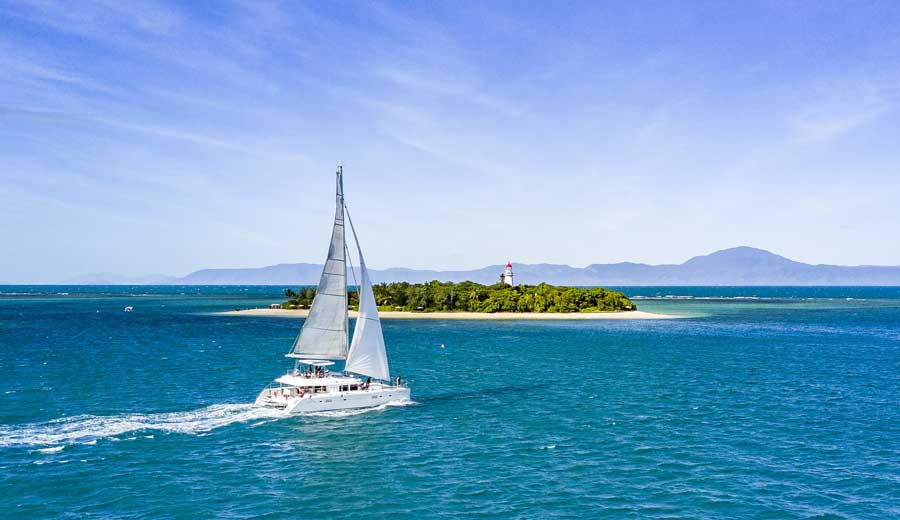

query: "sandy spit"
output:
216 308 679 320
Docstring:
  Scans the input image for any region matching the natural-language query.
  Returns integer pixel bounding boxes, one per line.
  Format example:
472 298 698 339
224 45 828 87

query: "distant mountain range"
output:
62 247 900 286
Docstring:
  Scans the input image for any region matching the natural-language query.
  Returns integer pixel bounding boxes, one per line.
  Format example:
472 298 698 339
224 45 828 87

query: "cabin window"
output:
350 385 359 391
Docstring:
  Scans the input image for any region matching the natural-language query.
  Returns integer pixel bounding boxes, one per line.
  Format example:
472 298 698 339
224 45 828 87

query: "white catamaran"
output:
255 166 410 413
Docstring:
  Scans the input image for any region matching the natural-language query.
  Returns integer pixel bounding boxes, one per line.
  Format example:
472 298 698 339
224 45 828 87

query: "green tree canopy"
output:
282 281 636 313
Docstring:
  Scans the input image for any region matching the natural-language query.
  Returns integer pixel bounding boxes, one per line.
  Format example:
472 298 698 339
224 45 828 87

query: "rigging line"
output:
345 235 359 291
344 202 360 289
343 202 365 268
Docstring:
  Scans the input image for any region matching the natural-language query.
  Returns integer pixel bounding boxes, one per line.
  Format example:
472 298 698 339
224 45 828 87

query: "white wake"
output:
0 404 285 449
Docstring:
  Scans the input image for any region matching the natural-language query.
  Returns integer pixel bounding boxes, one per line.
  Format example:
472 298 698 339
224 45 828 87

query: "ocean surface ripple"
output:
2 286 899 518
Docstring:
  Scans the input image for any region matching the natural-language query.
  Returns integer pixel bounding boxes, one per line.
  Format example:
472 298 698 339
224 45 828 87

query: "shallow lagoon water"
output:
2 286 900 518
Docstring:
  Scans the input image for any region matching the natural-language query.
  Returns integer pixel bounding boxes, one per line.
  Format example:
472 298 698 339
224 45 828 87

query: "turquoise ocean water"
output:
2 286 899 518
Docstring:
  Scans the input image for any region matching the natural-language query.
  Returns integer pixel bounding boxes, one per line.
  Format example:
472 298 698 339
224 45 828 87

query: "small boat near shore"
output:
255 165 410 413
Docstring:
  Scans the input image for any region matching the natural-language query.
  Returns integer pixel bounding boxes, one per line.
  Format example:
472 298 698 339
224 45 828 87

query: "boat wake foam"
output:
0 404 285 449
32 446 65 454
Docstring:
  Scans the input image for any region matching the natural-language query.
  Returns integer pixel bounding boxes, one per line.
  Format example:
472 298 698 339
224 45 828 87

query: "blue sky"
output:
2 1 900 282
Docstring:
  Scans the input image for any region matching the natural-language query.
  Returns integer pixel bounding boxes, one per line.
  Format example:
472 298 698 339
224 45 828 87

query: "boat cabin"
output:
259 359 380 402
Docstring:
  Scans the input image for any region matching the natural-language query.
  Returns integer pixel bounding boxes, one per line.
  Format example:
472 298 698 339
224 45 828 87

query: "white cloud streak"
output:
787 79 899 144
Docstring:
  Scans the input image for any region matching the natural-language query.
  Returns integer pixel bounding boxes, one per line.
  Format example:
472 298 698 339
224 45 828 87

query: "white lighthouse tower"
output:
500 261 514 286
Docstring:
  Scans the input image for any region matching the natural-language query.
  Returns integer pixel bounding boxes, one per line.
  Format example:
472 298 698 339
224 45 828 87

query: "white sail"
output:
288 168 348 360
344 213 390 381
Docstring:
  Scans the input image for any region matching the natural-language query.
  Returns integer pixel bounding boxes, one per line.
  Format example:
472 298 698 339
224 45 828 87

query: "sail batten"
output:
287 168 349 360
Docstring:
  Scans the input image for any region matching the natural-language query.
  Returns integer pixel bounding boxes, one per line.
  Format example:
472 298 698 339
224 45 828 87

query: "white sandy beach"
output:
217 308 678 320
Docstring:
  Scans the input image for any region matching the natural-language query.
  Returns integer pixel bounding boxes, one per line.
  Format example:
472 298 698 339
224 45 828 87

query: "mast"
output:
286 165 349 360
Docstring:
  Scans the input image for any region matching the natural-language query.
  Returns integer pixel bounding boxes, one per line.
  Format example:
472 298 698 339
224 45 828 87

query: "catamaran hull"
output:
256 387 410 414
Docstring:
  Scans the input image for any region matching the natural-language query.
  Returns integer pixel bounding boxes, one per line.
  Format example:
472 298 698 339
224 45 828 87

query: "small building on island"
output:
269 303 282 309
500 261 514 286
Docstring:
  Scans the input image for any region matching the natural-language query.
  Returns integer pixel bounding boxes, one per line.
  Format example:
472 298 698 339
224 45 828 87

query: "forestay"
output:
344 211 391 381
288 169 349 360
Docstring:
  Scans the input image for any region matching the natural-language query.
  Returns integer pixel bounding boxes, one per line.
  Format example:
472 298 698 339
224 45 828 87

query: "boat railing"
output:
285 369 333 379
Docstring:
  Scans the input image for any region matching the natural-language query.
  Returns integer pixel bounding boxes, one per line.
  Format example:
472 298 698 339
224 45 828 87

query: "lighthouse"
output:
500 261 514 286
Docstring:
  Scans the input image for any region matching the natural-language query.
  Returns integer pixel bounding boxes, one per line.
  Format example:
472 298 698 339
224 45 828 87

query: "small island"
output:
282 281 637 313
220 266 677 319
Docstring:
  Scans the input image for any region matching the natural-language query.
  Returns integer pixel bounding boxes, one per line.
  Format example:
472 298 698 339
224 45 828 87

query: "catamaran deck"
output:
274 373 372 387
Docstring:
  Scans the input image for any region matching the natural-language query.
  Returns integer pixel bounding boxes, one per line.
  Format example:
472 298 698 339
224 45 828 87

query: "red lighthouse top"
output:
506 261 512 268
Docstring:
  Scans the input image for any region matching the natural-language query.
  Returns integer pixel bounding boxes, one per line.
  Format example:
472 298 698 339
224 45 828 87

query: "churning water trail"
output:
0 403 285 448
1 400 420 448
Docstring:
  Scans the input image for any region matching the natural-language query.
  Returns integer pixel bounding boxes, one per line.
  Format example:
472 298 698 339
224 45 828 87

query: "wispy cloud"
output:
0 51 110 94
4 0 900 280
376 67 525 118
787 79 899 144
3 0 182 39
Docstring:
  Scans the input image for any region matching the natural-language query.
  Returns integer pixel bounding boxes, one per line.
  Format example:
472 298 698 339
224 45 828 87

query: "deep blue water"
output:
2 286 899 518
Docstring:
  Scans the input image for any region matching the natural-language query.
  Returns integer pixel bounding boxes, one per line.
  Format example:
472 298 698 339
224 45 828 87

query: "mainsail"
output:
344 210 391 381
287 168 349 360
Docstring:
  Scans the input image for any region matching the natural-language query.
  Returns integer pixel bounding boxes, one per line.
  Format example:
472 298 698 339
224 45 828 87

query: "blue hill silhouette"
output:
147 247 900 286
